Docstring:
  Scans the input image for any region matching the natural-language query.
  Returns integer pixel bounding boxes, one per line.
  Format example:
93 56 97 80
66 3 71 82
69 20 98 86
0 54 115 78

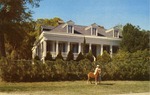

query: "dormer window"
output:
92 28 97 35
63 20 74 34
68 25 73 33
114 29 119 38
89 23 98 36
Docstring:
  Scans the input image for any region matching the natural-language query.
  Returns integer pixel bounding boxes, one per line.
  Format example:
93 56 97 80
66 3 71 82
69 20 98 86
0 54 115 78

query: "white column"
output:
52 41 55 52
78 43 81 53
56 41 59 55
110 45 113 57
42 40 46 63
67 42 70 53
101 44 103 55
40 44 42 58
43 40 47 57
36 46 38 56
72 26 74 34
32 47 36 59
89 43 92 51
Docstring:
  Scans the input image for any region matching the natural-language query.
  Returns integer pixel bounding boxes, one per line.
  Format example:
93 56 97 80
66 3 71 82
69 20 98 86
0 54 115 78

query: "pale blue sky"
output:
31 0 150 30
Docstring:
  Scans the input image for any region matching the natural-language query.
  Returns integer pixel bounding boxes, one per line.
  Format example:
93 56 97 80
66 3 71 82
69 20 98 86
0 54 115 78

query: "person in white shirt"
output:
94 65 101 83
94 65 101 75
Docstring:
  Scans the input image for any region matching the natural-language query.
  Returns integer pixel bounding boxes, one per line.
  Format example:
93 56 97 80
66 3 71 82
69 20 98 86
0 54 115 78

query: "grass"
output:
0 81 149 95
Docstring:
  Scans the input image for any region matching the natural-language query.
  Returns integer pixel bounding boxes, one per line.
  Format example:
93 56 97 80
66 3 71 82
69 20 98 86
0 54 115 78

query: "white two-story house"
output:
32 20 122 61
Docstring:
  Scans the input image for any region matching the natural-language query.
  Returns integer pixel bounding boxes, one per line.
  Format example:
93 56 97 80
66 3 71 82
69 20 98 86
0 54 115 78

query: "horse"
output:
87 69 101 85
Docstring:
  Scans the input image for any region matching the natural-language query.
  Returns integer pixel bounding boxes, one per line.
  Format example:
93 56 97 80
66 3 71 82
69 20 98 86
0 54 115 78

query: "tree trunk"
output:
0 32 6 57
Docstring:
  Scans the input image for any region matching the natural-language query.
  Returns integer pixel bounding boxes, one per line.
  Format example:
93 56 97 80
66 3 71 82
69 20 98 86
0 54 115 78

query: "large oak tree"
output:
0 0 40 58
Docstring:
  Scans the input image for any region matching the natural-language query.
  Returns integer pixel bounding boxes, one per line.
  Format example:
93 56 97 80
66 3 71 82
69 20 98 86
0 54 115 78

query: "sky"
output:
31 0 150 30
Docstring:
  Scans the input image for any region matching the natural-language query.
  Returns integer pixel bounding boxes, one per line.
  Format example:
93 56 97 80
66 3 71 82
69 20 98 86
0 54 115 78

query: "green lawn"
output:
0 81 149 95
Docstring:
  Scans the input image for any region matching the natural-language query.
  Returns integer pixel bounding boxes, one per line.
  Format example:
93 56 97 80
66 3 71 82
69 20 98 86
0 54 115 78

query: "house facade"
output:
32 20 122 61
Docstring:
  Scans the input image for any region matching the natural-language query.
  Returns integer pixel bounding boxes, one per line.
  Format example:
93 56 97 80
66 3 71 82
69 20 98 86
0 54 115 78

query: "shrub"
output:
76 52 84 62
77 59 94 79
86 50 94 62
0 50 149 82
45 52 53 61
0 59 33 82
108 49 150 80
53 59 67 80
55 51 64 60
34 55 40 60
66 50 74 61
96 51 110 68
66 61 79 80
96 54 102 61
101 51 111 64
10 50 18 60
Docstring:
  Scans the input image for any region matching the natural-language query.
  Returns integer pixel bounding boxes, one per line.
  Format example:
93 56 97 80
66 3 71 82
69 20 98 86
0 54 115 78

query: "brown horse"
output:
87 69 101 85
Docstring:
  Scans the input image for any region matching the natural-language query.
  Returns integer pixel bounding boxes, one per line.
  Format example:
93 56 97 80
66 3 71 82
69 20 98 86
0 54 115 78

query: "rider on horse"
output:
94 65 101 75
87 65 101 85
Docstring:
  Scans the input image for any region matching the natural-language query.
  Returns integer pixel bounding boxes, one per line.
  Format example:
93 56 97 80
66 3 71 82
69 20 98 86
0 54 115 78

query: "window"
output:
68 25 73 33
103 45 110 54
59 43 66 52
47 41 52 52
71 43 78 53
112 46 119 53
92 28 97 35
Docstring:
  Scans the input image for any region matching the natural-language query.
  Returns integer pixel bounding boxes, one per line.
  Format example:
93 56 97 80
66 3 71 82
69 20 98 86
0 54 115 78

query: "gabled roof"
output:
41 21 122 37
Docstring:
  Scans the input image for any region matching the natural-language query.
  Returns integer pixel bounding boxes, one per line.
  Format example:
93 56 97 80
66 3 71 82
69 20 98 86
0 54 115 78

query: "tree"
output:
96 51 111 64
66 50 74 61
120 23 149 53
0 0 41 58
6 21 37 59
76 52 84 62
55 50 64 60
83 37 86 56
35 17 63 36
86 50 94 62
45 52 53 61
114 24 123 32
34 55 40 60
101 51 111 64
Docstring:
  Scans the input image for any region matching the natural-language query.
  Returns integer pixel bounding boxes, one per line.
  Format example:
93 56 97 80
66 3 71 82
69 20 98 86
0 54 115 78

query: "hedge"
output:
109 49 150 80
0 59 93 82
0 49 149 82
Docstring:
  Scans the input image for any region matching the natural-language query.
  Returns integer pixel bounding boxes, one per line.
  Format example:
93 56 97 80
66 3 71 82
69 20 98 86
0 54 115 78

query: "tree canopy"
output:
0 0 63 60
120 23 149 53
0 0 41 58
35 17 63 36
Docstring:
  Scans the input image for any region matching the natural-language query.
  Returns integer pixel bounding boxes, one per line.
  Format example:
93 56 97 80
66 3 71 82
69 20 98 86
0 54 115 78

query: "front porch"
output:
33 40 119 60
